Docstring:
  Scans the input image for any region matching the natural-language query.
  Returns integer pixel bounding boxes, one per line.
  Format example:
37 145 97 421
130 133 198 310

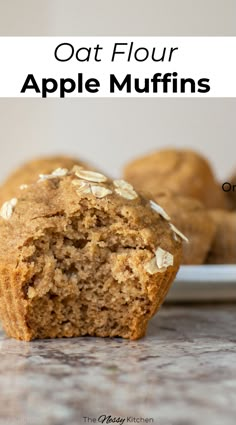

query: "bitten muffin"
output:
206 210 236 264
152 191 216 265
0 155 88 205
123 149 228 209
0 167 183 341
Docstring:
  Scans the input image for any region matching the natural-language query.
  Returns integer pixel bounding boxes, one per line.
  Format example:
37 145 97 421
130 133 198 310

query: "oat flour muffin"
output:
152 191 215 265
124 149 228 209
206 210 236 264
0 155 88 205
0 167 183 341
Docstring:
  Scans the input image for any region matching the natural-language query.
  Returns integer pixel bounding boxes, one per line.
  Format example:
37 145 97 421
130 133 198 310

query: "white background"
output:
0 0 235 181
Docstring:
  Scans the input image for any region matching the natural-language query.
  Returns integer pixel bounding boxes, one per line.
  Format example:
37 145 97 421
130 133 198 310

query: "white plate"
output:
166 265 236 302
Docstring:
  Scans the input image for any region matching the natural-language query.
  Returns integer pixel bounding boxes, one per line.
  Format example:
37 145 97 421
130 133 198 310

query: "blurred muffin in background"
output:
206 210 236 264
123 149 229 210
152 190 216 265
224 173 236 210
0 155 89 205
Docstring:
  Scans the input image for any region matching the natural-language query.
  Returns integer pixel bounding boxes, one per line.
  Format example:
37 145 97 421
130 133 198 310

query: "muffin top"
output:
0 166 183 272
124 149 228 209
0 155 88 205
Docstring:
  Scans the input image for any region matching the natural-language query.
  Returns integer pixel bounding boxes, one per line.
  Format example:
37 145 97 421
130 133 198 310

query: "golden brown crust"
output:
0 155 88 205
123 149 229 209
152 191 216 265
205 210 236 264
0 169 182 341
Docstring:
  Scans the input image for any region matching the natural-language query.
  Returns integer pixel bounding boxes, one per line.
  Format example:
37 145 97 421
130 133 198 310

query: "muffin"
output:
152 191 216 265
0 155 88 205
224 173 236 210
0 167 183 341
124 149 228 209
206 210 236 264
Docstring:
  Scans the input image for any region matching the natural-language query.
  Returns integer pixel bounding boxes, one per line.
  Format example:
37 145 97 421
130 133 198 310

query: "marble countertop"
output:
0 304 236 425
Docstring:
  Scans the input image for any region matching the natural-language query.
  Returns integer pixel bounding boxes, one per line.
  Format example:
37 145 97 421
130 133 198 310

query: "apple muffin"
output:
206 210 236 264
153 191 215 265
0 155 88 205
123 149 228 209
0 167 183 341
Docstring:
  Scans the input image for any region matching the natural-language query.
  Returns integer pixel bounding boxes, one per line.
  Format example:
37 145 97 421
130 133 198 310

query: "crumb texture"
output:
0 170 181 341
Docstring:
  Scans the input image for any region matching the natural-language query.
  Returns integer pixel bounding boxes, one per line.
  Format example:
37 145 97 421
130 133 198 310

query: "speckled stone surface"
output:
0 305 236 425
